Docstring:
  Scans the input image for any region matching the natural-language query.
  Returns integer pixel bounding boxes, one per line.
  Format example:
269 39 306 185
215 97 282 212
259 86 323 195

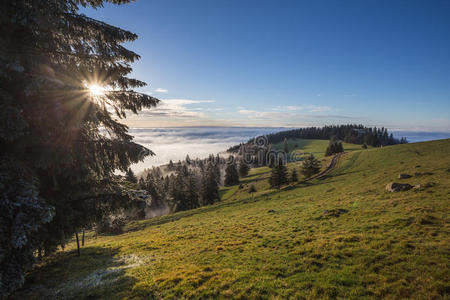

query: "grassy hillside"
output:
271 138 362 159
17 139 450 299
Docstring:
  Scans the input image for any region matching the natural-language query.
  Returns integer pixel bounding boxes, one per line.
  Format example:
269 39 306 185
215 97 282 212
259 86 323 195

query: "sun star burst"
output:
88 84 105 96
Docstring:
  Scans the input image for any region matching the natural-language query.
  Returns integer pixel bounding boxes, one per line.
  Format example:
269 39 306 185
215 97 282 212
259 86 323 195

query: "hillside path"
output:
300 152 342 183
225 153 343 200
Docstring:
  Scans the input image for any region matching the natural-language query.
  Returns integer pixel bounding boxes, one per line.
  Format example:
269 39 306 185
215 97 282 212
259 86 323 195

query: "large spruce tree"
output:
238 158 250 177
290 168 299 182
269 158 288 188
224 160 240 186
200 163 220 205
300 155 321 178
283 138 289 154
0 1 159 296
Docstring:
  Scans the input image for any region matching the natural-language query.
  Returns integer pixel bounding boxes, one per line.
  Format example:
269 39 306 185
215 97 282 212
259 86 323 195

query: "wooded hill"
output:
228 125 407 152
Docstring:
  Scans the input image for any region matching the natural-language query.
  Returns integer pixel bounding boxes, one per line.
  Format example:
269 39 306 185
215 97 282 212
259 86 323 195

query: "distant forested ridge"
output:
228 125 407 152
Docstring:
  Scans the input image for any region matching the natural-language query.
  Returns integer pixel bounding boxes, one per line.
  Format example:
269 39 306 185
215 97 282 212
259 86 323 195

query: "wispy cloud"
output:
154 88 168 93
309 106 332 112
124 101 357 127
238 109 354 120
138 99 215 118
191 107 224 112
272 105 333 113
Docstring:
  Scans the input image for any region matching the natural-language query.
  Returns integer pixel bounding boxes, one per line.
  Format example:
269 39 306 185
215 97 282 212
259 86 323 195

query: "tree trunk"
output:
82 229 85 247
75 232 80 256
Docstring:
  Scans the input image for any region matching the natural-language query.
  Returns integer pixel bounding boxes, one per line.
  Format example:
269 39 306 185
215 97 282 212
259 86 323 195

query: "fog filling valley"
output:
130 127 450 174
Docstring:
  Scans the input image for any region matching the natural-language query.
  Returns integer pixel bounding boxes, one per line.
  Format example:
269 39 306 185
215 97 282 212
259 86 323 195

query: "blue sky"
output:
81 0 450 131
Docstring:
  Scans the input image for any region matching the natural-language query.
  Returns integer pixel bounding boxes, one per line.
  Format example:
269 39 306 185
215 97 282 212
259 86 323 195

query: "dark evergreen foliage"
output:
283 138 289 153
0 158 54 297
228 125 407 152
224 160 240 186
325 140 344 156
0 1 158 295
125 168 138 183
140 156 221 212
269 158 288 188
290 168 299 182
169 165 199 211
300 155 321 178
238 158 250 177
200 163 220 205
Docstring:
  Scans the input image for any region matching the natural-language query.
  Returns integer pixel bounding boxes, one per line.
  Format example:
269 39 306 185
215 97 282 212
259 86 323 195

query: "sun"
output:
88 84 105 96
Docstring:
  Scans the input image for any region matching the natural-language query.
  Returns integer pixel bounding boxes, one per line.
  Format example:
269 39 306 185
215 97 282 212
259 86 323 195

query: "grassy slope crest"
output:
18 139 450 299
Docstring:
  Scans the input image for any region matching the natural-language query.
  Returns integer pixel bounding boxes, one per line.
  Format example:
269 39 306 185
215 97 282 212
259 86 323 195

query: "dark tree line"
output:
140 154 248 214
1 1 159 296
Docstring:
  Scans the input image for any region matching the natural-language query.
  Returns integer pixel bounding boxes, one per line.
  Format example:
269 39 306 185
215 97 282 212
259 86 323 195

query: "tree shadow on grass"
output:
316 170 362 181
128 172 354 233
129 180 348 233
126 196 265 232
13 246 141 299
127 156 362 233
240 174 270 185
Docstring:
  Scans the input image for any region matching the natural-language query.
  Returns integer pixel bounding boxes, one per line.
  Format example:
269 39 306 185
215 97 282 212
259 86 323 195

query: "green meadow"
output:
18 139 450 299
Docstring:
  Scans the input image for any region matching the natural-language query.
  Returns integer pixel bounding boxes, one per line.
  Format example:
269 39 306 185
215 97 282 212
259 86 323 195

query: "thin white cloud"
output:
154 88 168 93
138 99 215 119
238 110 282 119
272 105 332 113
238 109 353 120
191 107 224 111
309 106 332 112
272 106 305 111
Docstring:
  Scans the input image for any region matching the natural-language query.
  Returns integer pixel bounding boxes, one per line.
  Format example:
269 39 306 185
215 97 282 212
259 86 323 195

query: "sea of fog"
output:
130 127 450 173
130 127 284 173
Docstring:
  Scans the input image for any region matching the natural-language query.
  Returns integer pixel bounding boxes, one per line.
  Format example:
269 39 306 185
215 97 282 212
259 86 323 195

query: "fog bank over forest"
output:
130 127 283 173
130 127 450 173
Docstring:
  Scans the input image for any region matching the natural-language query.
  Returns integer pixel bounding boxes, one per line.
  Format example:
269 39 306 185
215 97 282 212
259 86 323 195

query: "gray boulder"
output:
386 182 413 192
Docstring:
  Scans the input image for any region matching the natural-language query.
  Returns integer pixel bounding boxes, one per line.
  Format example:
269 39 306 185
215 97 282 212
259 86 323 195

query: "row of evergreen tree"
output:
325 140 345 156
269 155 322 188
139 155 250 214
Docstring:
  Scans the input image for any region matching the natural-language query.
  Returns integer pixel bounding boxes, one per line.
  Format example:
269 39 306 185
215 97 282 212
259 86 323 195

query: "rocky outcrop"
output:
386 182 413 192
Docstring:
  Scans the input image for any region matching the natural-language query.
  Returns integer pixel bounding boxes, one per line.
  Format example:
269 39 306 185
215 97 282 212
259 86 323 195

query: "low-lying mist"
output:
129 127 286 173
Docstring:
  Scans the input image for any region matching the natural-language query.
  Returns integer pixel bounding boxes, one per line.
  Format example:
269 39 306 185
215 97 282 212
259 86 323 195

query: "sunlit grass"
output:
18 139 450 299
